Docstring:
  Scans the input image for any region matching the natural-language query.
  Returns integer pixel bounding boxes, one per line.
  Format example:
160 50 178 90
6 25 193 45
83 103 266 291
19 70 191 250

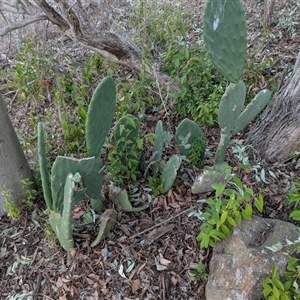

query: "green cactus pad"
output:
175 118 206 157
37 123 53 211
49 173 76 251
51 156 103 213
218 81 246 135
153 121 172 176
86 76 116 157
203 0 247 82
232 89 271 135
161 155 182 193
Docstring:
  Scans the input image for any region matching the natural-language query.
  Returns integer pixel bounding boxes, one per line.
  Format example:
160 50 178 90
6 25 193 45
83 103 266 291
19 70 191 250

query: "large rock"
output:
206 216 299 300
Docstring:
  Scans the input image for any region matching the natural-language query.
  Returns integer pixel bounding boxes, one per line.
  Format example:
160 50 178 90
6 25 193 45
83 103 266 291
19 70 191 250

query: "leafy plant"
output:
2 178 36 218
190 261 208 281
21 178 37 207
261 181 300 299
108 114 145 183
162 38 226 126
6 37 53 101
195 175 264 249
108 117 182 194
2 186 19 219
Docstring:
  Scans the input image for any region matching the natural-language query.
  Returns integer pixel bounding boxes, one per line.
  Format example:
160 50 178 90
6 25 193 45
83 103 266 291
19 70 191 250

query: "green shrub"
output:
162 39 226 126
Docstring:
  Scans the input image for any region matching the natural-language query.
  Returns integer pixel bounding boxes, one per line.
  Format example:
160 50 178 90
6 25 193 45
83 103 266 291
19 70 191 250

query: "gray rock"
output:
206 216 299 300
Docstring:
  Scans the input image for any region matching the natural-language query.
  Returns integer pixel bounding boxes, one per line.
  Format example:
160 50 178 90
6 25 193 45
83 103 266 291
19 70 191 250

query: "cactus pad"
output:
203 0 247 82
86 76 116 157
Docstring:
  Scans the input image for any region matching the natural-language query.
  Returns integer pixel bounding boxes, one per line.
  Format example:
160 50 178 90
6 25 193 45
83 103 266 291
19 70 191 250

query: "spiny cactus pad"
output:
232 89 271 135
86 76 116 157
38 123 53 211
218 81 246 135
175 118 206 157
48 173 77 251
51 156 103 213
161 155 182 193
153 121 172 176
203 0 247 82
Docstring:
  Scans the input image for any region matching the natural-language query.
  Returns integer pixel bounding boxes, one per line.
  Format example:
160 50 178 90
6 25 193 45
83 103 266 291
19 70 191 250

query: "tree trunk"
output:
0 95 33 215
245 67 300 162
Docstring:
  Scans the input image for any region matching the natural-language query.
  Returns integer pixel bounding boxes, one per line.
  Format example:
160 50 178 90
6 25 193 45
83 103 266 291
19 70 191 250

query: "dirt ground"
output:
1 0 300 299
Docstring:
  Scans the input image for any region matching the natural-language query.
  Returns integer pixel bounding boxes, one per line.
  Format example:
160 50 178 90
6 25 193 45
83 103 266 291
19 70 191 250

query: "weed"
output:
21 178 37 207
44 222 57 246
190 261 208 281
2 186 19 219
7 37 53 101
108 115 144 183
262 183 300 299
192 175 263 248
162 38 226 126
148 176 165 196
129 0 192 58
187 137 207 168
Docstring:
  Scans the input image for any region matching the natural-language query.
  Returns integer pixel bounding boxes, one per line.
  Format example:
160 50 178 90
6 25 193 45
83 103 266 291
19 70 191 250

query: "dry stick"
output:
129 206 195 240
32 273 43 300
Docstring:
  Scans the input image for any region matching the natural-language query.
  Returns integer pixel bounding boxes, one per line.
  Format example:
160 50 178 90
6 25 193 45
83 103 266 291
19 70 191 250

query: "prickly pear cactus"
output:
48 173 79 251
215 82 271 165
232 89 272 135
218 81 246 136
152 121 172 176
203 0 247 83
175 118 206 166
161 155 182 193
86 76 116 157
51 156 103 213
38 123 53 211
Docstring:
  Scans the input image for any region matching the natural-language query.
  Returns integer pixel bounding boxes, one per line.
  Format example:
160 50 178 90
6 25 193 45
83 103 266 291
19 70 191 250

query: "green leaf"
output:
220 224 230 235
220 211 228 224
290 210 300 221
262 282 272 297
212 183 225 198
254 194 264 213
226 216 236 227
242 204 252 219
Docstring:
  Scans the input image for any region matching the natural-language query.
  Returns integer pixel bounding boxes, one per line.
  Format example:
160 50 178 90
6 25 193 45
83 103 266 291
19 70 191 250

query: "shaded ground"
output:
1 0 300 299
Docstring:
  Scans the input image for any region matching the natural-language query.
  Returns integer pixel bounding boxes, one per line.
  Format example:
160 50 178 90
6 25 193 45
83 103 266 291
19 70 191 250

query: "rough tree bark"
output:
246 60 300 162
0 95 33 215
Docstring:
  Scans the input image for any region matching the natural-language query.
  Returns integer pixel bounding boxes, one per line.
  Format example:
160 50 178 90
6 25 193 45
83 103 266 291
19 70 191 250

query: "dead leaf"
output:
171 275 178 285
131 279 141 293
56 277 64 288
155 253 171 271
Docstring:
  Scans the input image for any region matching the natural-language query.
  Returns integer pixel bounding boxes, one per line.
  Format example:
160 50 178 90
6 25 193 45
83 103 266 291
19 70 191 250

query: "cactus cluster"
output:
215 81 271 164
192 0 272 193
38 76 116 250
203 0 271 166
175 118 206 168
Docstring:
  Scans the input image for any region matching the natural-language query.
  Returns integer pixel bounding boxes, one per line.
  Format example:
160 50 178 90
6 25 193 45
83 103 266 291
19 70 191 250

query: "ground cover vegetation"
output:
1 0 300 299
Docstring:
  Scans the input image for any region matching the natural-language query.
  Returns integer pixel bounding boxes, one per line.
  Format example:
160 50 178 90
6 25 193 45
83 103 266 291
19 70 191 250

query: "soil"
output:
1 0 300 299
